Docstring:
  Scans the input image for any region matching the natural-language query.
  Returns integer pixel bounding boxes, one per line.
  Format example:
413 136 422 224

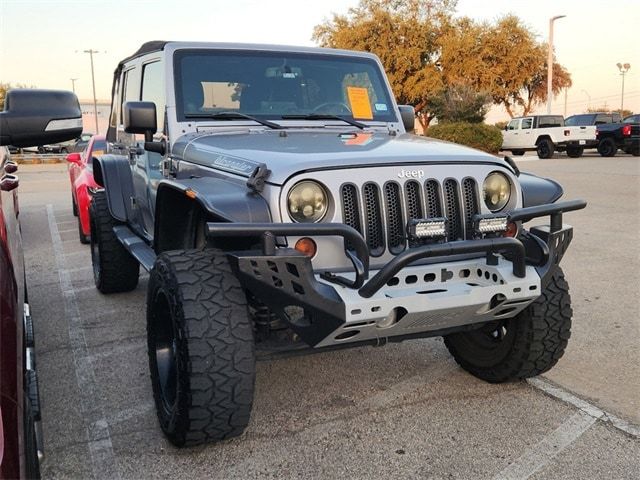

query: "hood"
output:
172 129 509 186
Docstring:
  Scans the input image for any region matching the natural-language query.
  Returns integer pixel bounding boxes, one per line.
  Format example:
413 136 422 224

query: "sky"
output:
1 0 639 123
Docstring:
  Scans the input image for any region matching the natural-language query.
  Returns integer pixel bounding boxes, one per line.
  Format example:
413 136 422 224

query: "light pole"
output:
70 78 78 94
581 89 591 110
616 62 631 114
547 15 566 114
79 49 101 134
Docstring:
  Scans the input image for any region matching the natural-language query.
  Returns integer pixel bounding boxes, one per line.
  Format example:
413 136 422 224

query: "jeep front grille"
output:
340 178 480 256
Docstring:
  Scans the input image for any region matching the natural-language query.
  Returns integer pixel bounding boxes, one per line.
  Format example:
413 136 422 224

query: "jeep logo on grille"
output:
398 169 425 179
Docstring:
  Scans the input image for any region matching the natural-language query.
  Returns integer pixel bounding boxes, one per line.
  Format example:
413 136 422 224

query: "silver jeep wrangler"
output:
90 41 586 446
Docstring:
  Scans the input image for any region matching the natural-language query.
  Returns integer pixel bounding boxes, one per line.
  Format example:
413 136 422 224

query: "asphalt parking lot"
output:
17 152 639 479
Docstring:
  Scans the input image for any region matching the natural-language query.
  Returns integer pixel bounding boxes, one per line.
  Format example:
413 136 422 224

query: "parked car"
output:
91 41 586 447
595 114 640 156
66 135 106 243
0 88 82 479
501 115 597 158
70 132 94 153
36 138 76 154
565 112 621 126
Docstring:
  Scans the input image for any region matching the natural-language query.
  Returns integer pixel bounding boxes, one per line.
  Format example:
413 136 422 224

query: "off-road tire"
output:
511 149 525 156
24 394 41 479
78 216 90 244
89 192 139 293
597 137 617 157
444 268 572 383
630 146 640 157
147 249 255 447
536 138 555 159
566 146 584 158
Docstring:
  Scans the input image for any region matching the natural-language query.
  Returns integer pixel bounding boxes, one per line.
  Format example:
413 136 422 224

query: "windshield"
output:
174 49 397 124
565 115 594 126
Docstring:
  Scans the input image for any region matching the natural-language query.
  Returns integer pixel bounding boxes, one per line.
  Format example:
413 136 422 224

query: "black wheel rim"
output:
152 290 178 413
539 143 549 157
460 319 516 367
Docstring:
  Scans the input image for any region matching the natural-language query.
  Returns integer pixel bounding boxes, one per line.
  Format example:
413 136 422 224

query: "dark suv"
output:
0 89 82 479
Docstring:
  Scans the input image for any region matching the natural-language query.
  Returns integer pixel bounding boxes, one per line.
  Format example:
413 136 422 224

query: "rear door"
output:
518 117 534 148
502 119 521 148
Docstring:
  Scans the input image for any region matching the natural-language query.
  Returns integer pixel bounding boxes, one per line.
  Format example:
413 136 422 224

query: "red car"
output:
1 88 82 479
66 135 106 244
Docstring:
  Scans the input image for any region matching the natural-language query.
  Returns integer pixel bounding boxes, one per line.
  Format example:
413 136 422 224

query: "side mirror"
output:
66 152 82 165
397 105 415 133
123 101 157 142
0 89 82 148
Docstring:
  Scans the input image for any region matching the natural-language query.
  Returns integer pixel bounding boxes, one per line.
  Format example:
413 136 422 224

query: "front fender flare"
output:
155 177 272 223
519 172 563 207
92 154 134 222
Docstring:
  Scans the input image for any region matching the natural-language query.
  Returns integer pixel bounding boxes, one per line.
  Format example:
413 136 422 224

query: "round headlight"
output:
287 181 328 222
483 172 511 212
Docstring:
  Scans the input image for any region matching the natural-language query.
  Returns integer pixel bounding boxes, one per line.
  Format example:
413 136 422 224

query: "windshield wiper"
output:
184 112 284 130
281 114 367 130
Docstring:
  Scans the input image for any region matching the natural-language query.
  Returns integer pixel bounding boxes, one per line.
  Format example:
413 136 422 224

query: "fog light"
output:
295 237 317 257
474 215 508 234
407 218 447 239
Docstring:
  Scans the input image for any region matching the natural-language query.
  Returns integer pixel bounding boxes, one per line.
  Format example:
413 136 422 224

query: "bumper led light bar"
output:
474 214 509 234
407 217 447 239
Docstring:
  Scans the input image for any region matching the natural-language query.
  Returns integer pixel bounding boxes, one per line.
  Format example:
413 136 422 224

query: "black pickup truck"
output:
595 114 640 156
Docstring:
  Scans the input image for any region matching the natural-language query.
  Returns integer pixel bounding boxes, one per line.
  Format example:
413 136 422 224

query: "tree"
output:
438 15 571 117
313 4 572 126
313 0 457 131
427 84 491 123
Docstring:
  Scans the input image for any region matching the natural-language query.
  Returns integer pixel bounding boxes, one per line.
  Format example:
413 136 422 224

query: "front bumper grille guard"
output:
206 199 587 297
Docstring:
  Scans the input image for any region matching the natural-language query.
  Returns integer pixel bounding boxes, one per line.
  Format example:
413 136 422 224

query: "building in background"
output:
79 101 111 136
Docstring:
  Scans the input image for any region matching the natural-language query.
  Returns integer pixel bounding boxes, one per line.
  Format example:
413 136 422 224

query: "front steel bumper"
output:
208 199 586 348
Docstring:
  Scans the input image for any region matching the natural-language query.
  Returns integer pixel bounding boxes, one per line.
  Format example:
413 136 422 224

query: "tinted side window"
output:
141 61 165 132
594 114 610 125
538 116 564 128
521 118 533 129
120 68 139 124
109 76 120 128
507 119 519 130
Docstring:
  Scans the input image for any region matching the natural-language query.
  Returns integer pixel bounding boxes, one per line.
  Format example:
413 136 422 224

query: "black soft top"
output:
116 40 168 70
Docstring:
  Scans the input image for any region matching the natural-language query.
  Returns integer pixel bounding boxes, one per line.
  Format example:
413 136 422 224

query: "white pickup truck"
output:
501 115 597 159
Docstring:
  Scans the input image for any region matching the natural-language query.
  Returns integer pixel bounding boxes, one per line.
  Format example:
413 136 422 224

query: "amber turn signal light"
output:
504 221 518 238
295 237 317 257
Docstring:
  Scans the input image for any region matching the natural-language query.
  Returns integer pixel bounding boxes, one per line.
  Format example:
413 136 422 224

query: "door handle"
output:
1 174 19 192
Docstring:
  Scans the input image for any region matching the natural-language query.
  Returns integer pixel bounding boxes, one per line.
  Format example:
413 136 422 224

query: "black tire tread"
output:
597 137 617 157
444 268 572 383
90 192 139 293
148 249 255 447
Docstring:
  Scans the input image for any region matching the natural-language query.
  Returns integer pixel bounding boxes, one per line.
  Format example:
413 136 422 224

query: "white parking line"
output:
47 204 121 480
528 377 639 438
493 411 598 480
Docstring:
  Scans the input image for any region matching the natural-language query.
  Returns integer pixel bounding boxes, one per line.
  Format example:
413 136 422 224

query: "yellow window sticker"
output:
92 150 104 157
346 86 373 120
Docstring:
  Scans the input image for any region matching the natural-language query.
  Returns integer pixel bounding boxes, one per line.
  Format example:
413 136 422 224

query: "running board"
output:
112 225 156 271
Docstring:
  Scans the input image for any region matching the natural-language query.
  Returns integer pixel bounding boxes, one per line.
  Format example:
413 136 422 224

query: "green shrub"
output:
426 122 503 154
